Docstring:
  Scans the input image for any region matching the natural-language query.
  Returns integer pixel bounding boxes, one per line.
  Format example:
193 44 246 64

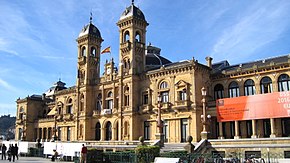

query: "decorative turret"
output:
117 1 148 75
77 14 103 86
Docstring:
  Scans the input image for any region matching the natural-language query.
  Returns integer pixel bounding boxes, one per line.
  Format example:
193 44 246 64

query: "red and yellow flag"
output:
101 46 111 54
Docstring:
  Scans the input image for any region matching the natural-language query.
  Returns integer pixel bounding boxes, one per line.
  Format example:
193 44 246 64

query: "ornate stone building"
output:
15 2 290 150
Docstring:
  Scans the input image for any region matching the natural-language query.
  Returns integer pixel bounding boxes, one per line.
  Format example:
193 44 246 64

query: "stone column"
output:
234 121 240 139
101 127 105 141
251 119 257 138
270 118 276 138
112 127 116 140
218 122 224 139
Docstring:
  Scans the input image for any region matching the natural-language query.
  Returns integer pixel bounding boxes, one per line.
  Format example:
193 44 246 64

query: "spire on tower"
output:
90 12 93 24
132 0 134 5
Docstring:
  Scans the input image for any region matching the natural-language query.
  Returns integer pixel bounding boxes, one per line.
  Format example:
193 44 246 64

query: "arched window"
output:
80 94 84 111
214 84 224 99
81 46 86 57
135 31 141 42
115 122 119 141
278 74 290 92
124 121 129 136
96 94 102 111
107 91 113 110
124 86 129 106
229 81 240 98
79 124 83 138
244 79 256 96
124 31 130 42
66 98 73 114
91 47 96 57
159 81 169 103
19 107 24 120
95 122 101 141
260 76 272 94
127 59 130 69
105 121 112 140
160 81 168 89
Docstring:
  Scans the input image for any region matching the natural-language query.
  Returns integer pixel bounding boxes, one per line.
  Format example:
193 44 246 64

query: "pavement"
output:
0 157 74 163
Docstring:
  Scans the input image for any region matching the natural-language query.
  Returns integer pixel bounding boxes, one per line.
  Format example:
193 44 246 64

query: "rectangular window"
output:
263 119 270 137
67 127 71 141
67 105 72 114
161 91 169 103
178 90 187 101
181 119 188 142
107 100 113 109
163 120 169 142
246 120 252 138
143 94 148 105
144 121 150 140
124 95 129 106
58 127 61 141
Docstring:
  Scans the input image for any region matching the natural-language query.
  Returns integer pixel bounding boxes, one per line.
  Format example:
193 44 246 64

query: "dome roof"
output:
78 23 101 38
120 4 146 21
146 54 172 66
145 44 171 67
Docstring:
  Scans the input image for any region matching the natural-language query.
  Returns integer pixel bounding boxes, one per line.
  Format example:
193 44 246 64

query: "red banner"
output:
216 91 290 122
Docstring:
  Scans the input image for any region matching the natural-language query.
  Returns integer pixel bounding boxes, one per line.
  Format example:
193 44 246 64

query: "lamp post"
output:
267 148 270 163
155 93 164 147
200 87 211 140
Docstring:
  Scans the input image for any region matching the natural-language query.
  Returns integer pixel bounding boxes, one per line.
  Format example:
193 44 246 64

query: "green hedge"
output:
87 148 104 163
135 145 160 163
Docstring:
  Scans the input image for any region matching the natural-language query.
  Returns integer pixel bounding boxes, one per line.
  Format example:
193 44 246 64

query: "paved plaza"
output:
0 157 74 163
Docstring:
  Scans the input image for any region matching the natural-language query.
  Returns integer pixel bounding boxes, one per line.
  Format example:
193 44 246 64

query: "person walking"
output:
51 149 58 162
11 144 17 162
1 144 7 160
14 144 19 160
80 144 87 163
7 144 12 162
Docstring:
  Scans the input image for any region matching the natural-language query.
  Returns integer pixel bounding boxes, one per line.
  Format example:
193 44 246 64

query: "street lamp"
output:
200 87 211 140
155 93 164 147
267 148 270 163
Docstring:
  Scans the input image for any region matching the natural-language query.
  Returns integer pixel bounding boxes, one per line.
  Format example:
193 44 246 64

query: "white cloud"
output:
0 78 18 92
210 1 290 63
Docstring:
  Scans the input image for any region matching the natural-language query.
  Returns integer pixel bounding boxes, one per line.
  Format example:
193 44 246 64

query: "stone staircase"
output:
161 143 198 153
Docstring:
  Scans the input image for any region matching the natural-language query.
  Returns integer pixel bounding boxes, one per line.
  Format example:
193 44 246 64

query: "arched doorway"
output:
115 121 119 140
105 121 112 140
95 122 101 141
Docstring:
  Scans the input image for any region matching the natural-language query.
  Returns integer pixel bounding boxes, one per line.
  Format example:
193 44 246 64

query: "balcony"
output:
102 109 112 115
63 114 74 121
120 41 131 53
78 56 86 65
139 105 152 114
135 42 145 53
172 100 190 110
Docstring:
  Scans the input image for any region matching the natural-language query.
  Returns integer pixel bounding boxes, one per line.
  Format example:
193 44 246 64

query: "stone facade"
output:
15 2 290 154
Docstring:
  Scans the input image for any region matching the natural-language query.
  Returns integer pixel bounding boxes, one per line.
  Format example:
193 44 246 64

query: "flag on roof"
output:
101 46 111 54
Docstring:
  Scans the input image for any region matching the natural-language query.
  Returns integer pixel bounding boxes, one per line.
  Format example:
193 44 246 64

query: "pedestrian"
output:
14 144 19 160
1 144 7 160
7 144 12 162
51 149 58 162
11 144 16 162
80 144 87 163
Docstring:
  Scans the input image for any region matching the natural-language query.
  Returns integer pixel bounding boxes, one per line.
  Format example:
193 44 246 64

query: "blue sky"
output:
1 0 290 116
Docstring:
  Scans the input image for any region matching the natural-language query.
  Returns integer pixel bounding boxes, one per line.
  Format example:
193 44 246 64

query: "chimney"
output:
205 56 213 68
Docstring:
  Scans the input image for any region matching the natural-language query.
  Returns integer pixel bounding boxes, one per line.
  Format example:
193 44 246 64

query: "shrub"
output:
135 145 160 163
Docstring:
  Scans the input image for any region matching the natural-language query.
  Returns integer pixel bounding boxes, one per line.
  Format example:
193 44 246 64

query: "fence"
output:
98 152 286 163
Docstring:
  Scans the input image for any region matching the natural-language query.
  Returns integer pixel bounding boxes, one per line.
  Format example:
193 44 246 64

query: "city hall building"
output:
15 2 290 154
